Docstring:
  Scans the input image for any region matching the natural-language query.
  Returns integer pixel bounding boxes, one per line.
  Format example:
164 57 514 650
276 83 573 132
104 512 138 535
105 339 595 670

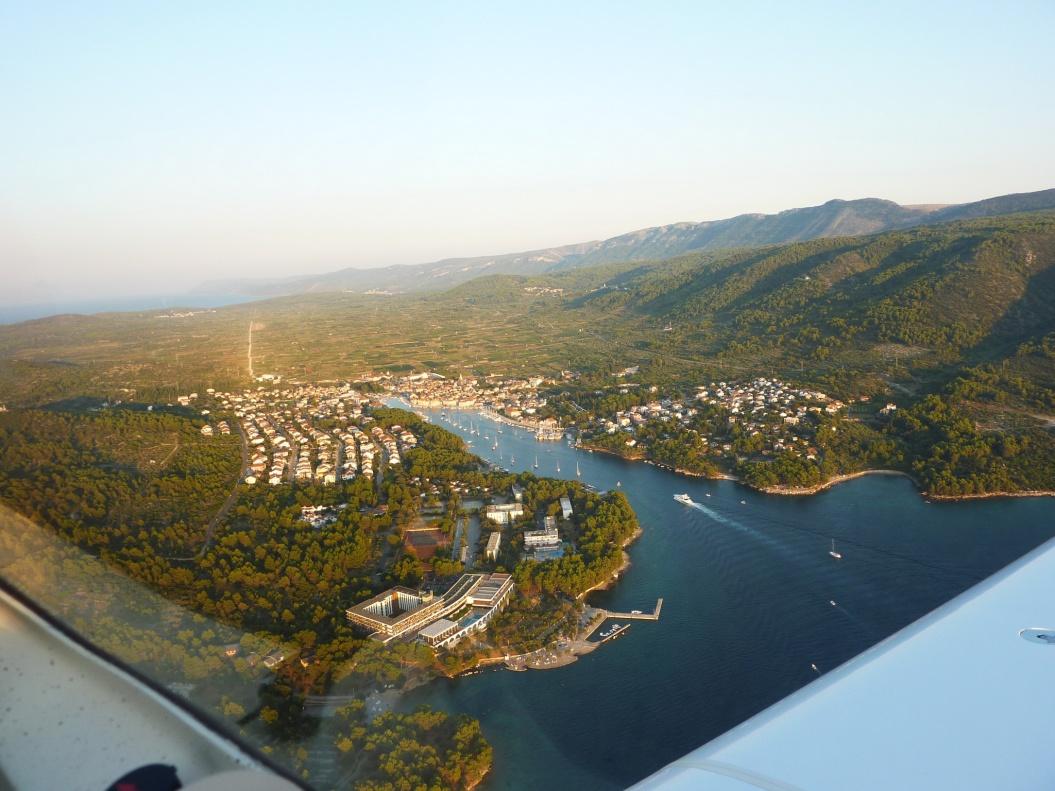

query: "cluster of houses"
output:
200 419 230 438
185 382 419 487
590 378 847 461
595 397 698 441
389 372 550 422
299 504 347 529
369 423 418 468
389 372 563 438
697 378 844 420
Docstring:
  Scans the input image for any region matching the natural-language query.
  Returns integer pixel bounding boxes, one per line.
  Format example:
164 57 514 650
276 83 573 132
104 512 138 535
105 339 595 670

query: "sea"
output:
0 292 257 325
396 404 1055 790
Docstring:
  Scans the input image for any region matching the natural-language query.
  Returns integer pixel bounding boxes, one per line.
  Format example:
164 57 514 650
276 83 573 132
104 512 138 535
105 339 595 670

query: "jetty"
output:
597 624 631 643
594 598 663 621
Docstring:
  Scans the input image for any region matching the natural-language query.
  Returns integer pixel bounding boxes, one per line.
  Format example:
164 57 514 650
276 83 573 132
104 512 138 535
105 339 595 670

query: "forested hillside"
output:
3 211 1054 410
193 189 1055 298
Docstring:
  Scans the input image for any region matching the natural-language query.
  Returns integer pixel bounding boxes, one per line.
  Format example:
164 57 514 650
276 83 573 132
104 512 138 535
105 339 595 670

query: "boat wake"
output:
688 501 804 566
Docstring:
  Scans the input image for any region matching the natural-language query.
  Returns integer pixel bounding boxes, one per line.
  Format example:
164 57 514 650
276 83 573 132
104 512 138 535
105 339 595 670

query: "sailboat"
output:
556 461 561 473
533 455 539 469
829 539 842 560
510 454 515 464
575 461 581 477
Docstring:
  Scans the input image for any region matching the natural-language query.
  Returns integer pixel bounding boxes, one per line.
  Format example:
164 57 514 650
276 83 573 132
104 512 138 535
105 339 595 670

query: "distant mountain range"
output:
197 188 1055 298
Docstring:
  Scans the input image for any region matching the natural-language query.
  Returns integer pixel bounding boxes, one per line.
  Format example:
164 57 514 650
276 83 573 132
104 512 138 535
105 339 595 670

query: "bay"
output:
398 405 1055 790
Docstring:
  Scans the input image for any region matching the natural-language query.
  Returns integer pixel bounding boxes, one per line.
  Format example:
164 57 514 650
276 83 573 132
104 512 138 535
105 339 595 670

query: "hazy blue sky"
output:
3 1 1054 305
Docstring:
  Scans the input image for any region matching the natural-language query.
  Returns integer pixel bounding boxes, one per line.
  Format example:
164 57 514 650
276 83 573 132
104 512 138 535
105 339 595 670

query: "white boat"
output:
829 600 838 607
705 493 711 498
556 462 561 473
829 539 842 560
673 493 694 506
576 461 581 477
533 455 539 469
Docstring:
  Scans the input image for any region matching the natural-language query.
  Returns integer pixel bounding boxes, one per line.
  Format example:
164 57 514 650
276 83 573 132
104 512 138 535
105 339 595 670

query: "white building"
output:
560 496 573 519
485 531 502 561
484 503 525 524
524 524 560 549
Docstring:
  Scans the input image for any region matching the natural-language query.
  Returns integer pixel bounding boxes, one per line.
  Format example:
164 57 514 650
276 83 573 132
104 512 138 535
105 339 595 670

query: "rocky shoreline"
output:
759 469 916 496
927 488 1055 502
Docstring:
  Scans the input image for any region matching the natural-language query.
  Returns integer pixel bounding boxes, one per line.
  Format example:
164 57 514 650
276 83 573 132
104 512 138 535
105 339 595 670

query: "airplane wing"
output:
632 534 1055 790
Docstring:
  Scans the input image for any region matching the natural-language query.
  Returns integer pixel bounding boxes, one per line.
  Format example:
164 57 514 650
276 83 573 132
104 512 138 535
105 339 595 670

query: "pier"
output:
593 598 663 621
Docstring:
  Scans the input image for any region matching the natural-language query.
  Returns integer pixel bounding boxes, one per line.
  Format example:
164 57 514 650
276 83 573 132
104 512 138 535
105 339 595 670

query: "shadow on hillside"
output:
963 258 1055 365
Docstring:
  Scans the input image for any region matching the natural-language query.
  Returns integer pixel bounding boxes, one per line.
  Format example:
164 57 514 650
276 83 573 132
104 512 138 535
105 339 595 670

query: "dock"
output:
597 624 631 643
594 598 663 621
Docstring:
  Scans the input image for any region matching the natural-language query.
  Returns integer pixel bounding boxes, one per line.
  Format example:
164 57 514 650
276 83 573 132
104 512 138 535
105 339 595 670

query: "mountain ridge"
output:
196 188 1055 299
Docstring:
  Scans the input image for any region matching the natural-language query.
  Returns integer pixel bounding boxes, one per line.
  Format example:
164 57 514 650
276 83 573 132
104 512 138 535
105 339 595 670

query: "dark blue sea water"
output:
398 406 1055 790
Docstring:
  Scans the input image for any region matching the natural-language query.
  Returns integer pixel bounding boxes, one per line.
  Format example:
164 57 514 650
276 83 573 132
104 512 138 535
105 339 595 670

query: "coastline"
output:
578 440 1055 502
447 524 644 679
578 524 643 599
759 469 916 496
927 489 1055 502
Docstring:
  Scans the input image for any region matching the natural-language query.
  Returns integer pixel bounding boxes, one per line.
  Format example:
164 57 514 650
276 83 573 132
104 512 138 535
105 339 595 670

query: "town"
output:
176 377 640 667
387 372 564 439
186 381 419 487
543 375 882 487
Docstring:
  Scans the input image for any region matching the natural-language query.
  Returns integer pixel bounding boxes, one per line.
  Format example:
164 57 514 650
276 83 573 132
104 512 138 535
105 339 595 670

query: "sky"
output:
2 0 1054 307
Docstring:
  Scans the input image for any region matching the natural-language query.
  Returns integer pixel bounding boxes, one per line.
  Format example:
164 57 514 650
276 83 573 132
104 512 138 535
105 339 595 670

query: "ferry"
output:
673 493 694 506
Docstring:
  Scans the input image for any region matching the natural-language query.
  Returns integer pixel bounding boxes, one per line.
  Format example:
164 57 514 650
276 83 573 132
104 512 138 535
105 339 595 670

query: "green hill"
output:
2 210 1054 411
2 210 1055 496
194 188 1055 299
